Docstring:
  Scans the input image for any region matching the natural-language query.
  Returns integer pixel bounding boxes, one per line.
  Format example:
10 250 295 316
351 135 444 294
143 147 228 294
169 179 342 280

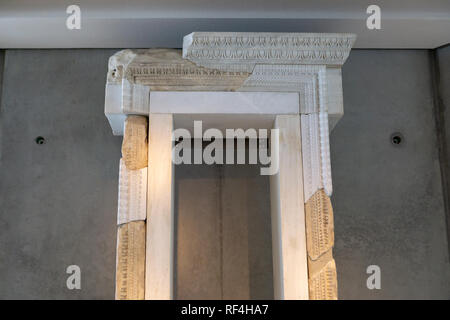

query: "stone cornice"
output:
107 49 249 90
183 32 356 72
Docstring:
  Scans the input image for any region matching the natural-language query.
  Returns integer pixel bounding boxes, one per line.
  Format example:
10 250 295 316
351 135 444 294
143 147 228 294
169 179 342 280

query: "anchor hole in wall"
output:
390 132 404 146
35 136 46 145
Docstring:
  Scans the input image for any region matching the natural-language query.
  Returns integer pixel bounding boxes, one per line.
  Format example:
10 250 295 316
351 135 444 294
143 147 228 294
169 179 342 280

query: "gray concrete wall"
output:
0 50 4 161
0 49 449 299
0 50 120 299
175 162 273 299
332 50 450 299
436 45 450 265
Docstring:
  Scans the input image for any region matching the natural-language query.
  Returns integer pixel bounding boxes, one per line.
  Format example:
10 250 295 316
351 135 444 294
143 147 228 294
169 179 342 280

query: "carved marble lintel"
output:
183 32 356 72
108 49 249 90
105 33 354 135
105 32 355 130
238 64 327 114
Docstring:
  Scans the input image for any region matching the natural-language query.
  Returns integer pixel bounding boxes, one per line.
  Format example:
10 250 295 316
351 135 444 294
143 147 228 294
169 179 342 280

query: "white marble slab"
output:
117 158 147 225
149 91 299 115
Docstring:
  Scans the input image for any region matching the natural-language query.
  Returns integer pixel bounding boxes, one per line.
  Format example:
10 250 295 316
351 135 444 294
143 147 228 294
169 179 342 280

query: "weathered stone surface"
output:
305 188 337 300
308 258 338 300
307 249 333 276
305 188 334 260
116 221 146 300
108 49 249 91
121 115 148 170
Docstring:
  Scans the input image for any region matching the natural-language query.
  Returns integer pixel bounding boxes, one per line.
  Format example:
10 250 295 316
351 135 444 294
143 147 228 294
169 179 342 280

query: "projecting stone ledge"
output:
183 32 356 72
